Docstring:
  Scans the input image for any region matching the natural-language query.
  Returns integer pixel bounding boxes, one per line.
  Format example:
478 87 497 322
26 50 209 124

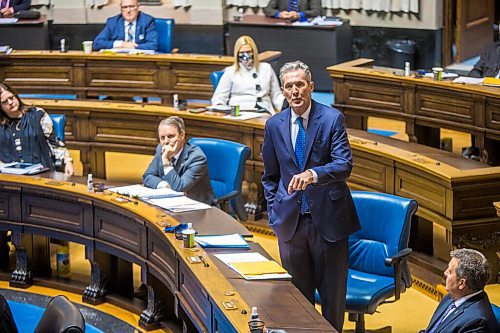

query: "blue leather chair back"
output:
189 138 250 198
189 138 250 220
210 71 224 91
155 18 174 53
34 295 84 333
49 114 66 142
349 191 417 278
492 304 500 331
18 94 77 100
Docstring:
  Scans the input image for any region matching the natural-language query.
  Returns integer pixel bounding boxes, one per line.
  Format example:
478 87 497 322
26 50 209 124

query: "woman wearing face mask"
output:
0 83 74 175
211 35 284 114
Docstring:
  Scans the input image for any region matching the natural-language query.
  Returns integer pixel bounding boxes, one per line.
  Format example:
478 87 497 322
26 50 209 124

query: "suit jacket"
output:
421 292 497 333
93 11 158 51
263 0 322 18
262 100 360 242
469 41 500 78
143 142 215 205
5 0 30 12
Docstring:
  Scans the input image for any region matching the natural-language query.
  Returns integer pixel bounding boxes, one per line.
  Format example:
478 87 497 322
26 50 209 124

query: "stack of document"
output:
109 184 183 199
0 162 44 175
483 77 500 87
195 233 250 249
148 196 211 213
214 252 292 280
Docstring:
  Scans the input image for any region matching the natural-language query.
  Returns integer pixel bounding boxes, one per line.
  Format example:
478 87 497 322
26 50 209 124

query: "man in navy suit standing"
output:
262 60 360 331
93 0 158 51
421 248 497 333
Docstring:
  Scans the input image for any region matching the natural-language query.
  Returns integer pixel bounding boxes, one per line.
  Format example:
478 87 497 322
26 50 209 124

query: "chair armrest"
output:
212 190 239 206
384 248 412 267
384 248 412 301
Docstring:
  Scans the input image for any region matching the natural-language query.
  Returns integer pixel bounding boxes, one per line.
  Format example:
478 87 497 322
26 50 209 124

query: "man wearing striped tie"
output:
262 61 360 332
264 0 322 22
420 249 497 333
0 0 30 18
93 0 158 51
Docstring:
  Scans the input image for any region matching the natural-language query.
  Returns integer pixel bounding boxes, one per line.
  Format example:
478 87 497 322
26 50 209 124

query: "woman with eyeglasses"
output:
0 83 74 175
211 35 284 114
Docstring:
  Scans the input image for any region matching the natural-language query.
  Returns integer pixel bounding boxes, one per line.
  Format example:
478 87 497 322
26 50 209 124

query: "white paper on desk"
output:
100 48 155 55
108 184 183 199
0 18 18 24
195 234 249 248
452 77 484 85
224 112 264 121
214 252 292 280
148 196 211 212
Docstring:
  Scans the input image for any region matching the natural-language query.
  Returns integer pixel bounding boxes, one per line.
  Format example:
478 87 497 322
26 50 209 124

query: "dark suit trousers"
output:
278 214 348 332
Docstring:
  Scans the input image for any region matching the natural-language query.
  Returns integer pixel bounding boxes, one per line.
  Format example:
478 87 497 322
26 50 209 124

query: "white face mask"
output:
238 52 254 70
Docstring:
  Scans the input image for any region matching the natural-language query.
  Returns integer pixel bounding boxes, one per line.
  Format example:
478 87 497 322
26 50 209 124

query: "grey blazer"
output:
143 142 215 205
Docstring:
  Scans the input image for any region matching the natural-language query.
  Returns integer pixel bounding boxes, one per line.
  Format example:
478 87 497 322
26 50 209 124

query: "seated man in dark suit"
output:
0 0 31 17
469 41 500 78
420 248 497 333
93 0 158 51
143 116 215 205
264 0 322 21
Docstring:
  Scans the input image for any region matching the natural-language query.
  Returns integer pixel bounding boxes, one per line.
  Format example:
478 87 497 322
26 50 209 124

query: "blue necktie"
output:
289 0 299 12
295 117 309 214
427 302 456 333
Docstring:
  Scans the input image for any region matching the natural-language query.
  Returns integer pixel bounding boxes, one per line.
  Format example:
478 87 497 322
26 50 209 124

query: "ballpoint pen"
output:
198 255 209 267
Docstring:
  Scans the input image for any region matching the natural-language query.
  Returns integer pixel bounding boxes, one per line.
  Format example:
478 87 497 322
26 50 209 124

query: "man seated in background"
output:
93 0 158 51
420 248 497 333
143 116 215 205
469 41 500 78
264 0 322 21
0 0 31 17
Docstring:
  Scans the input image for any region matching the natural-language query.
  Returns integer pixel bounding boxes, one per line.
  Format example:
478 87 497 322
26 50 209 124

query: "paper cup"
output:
82 41 93 54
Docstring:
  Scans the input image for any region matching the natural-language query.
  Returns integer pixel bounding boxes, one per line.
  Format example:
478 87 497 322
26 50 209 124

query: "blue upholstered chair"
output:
155 18 174 53
492 304 500 331
18 94 77 100
49 114 66 141
316 191 417 333
34 295 85 333
210 71 224 91
188 138 251 221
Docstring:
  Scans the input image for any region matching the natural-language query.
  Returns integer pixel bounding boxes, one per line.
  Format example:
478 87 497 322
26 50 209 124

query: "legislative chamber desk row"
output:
25 99 500 285
0 172 335 332
0 50 281 103
327 58 500 165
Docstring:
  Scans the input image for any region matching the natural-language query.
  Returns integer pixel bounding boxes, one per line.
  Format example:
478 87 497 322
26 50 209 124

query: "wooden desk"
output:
0 173 335 332
0 50 281 103
27 99 500 280
0 17 48 50
327 58 500 164
226 15 352 91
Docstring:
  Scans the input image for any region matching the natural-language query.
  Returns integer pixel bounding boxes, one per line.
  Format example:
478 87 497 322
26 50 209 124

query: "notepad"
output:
483 77 500 87
214 252 292 280
231 260 287 276
0 162 44 175
195 234 250 249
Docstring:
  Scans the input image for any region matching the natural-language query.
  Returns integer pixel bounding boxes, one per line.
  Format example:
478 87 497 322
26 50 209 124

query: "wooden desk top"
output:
327 58 500 98
0 172 335 332
3 49 281 65
229 14 345 30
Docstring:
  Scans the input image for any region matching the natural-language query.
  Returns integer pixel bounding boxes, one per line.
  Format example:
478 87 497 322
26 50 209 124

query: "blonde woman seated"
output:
211 35 284 115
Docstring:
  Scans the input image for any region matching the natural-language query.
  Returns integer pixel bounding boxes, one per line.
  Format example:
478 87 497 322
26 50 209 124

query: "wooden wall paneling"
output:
0 185 21 230
146 226 178 293
350 150 394 193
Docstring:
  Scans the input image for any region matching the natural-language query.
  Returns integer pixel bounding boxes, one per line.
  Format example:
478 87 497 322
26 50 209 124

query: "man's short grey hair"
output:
159 116 185 134
279 60 312 84
450 248 490 291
